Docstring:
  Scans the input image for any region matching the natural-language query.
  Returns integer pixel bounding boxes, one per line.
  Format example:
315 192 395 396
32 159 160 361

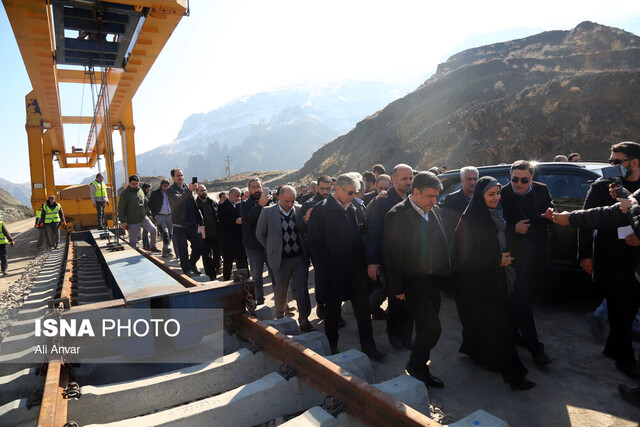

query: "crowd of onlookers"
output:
16 145 638 405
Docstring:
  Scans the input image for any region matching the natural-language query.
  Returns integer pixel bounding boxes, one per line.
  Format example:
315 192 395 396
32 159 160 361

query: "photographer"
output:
568 142 640 380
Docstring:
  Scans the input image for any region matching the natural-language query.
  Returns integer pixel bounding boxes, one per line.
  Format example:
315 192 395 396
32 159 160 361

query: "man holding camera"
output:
167 168 203 277
578 142 640 378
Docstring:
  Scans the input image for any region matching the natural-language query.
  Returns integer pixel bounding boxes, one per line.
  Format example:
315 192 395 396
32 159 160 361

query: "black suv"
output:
437 162 608 286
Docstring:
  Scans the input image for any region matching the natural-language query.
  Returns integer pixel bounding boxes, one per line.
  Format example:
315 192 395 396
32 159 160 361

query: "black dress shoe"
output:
510 377 537 391
299 323 316 333
316 303 325 320
402 339 414 350
533 352 552 367
371 308 387 320
330 345 339 355
618 384 640 408
389 337 404 350
405 363 426 382
338 316 346 328
615 360 640 379
425 374 444 388
364 349 386 362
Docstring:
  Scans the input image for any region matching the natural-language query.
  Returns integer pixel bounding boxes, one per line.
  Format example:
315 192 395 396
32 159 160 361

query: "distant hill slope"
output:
0 178 31 207
0 186 32 223
286 21 640 183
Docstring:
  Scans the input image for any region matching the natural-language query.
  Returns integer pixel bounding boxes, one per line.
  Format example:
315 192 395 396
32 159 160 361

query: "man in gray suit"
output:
256 185 314 332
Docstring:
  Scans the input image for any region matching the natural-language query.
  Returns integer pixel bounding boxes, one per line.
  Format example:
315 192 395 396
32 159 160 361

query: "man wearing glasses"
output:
578 142 640 379
500 160 555 367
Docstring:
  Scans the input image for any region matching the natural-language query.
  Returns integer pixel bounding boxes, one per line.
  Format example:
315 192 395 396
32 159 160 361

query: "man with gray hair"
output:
256 186 313 332
308 174 385 360
441 166 478 240
218 187 248 280
384 171 450 388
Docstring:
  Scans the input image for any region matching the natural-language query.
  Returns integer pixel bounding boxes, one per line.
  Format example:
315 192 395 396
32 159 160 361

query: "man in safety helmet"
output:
0 219 15 276
90 173 109 229
39 195 66 249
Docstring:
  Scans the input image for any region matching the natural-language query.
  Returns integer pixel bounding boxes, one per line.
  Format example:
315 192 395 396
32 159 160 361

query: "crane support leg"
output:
26 92 47 213
119 101 137 183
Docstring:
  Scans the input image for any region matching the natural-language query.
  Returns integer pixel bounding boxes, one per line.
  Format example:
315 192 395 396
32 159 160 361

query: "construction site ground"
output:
1 217 639 426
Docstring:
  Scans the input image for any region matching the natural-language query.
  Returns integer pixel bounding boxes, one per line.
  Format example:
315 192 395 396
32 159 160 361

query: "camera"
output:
601 165 628 198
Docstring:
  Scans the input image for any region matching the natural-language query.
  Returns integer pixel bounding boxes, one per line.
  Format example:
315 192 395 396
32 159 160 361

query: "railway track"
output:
0 230 443 426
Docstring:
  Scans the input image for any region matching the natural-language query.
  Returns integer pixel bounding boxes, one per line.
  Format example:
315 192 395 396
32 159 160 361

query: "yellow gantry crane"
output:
3 0 187 227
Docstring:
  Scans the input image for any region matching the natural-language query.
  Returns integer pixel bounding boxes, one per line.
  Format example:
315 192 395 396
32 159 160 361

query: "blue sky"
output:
1 0 639 184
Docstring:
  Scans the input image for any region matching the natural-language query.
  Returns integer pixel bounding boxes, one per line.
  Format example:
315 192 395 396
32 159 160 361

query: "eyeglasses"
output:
511 177 530 184
609 158 629 165
346 191 356 196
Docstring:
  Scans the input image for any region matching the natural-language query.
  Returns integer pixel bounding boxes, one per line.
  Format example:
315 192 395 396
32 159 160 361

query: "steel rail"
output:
37 238 73 427
235 314 441 427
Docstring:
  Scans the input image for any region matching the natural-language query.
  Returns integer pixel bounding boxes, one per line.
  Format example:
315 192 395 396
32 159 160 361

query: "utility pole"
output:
225 155 231 180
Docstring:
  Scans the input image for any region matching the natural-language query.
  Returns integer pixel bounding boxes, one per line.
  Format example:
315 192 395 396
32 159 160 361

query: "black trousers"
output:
222 248 248 280
386 285 414 344
405 284 441 371
324 274 376 353
95 201 106 228
172 225 203 274
0 244 7 272
510 257 544 356
604 274 640 363
202 236 221 279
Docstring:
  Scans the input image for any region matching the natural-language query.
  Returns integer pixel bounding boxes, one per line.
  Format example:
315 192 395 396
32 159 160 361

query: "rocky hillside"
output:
0 187 32 223
287 21 640 182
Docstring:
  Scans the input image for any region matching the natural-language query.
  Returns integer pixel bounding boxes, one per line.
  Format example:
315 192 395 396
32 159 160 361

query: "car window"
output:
534 173 591 199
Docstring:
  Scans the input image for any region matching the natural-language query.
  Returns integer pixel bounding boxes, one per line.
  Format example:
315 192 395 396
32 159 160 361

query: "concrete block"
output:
0 398 35 427
373 374 430 415
325 349 374 383
0 367 43 406
263 317 299 335
0 331 38 354
16 307 47 321
254 305 274 320
281 406 339 426
291 331 331 356
449 409 509 427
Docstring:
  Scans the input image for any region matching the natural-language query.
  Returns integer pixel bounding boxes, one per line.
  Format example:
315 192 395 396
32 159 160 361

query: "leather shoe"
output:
510 377 537 391
615 360 640 379
425 374 444 388
533 352 552 367
371 308 387 320
405 363 426 382
299 323 316 333
330 345 339 355
618 384 640 407
316 303 325 320
364 349 386 362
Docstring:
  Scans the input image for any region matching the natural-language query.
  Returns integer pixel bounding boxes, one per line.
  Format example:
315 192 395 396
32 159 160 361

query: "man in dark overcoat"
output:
218 187 248 280
500 160 554 366
307 173 385 361
383 171 450 388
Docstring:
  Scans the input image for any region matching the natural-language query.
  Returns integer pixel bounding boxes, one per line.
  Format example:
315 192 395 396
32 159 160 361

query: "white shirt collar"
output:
331 194 350 210
278 203 292 216
408 196 429 221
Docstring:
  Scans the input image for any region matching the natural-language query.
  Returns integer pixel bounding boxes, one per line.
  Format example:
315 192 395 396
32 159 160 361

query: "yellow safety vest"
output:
92 180 107 199
44 204 61 223
0 221 6 244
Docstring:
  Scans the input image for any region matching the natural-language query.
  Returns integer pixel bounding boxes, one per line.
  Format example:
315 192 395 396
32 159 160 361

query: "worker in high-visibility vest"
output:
39 195 66 249
90 173 109 230
0 219 15 276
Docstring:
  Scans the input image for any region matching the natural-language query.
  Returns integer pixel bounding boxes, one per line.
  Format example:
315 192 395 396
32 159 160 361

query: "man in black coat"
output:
577 142 640 378
441 166 478 242
196 185 221 280
384 172 450 388
363 174 392 217
500 160 554 366
167 169 203 277
218 187 248 280
307 173 385 361
365 164 414 349
241 178 275 305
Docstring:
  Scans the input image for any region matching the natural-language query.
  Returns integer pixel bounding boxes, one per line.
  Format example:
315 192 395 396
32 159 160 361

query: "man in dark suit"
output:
363 174 392 210
383 171 450 388
441 166 478 241
365 164 414 349
307 174 385 361
196 185 221 280
218 187 248 280
256 185 313 332
500 160 554 366
578 142 640 378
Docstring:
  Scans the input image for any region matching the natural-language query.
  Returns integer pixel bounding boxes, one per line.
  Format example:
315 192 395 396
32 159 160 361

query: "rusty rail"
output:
37 239 73 427
235 314 441 426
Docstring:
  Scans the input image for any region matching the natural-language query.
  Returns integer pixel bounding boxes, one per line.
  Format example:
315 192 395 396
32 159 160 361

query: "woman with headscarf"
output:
453 176 536 390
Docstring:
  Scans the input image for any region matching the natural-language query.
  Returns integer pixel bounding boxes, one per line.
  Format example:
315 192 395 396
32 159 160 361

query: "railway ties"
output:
0 231 455 426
